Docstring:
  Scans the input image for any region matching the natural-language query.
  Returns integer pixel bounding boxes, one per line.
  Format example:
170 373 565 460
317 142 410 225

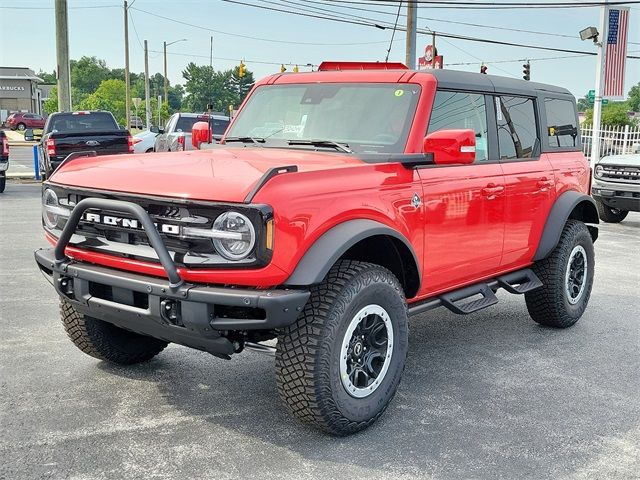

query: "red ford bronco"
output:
35 62 598 435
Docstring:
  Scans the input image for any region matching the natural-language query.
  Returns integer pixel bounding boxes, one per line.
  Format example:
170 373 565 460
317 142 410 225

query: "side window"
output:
495 96 538 160
545 98 579 148
427 91 488 163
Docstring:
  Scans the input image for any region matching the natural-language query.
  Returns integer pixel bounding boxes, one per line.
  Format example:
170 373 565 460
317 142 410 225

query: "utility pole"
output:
144 40 151 129
210 36 213 69
124 1 131 129
591 0 610 168
163 41 168 104
54 0 72 111
405 0 417 69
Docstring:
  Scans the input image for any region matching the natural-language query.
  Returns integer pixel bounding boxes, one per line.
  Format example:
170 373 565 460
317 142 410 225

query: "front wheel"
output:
595 198 628 223
525 220 595 328
276 260 409 436
60 300 168 364
17 123 26 131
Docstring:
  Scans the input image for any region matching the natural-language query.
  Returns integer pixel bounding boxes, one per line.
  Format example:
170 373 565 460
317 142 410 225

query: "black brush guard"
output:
35 198 310 358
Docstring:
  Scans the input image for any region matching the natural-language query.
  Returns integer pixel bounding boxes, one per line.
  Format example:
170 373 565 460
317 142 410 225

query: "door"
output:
420 90 505 295
494 95 556 268
155 114 176 152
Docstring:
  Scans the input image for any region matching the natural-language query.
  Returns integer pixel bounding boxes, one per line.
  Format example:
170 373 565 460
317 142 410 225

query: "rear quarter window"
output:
544 98 579 148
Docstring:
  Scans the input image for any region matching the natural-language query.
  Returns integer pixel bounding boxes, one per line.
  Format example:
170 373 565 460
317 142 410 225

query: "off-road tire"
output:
595 198 628 223
276 260 409 436
525 220 594 328
60 300 168 364
0 173 5 193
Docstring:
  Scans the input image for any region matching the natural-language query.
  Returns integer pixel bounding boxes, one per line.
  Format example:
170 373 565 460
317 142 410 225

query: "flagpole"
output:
591 0 609 169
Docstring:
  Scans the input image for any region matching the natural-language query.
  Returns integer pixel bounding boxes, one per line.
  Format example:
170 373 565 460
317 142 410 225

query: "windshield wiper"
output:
287 140 352 154
224 136 265 146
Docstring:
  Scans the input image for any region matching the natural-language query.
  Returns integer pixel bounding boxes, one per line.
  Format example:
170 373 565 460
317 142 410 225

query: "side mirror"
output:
423 129 476 165
191 121 212 149
24 129 34 142
149 125 159 134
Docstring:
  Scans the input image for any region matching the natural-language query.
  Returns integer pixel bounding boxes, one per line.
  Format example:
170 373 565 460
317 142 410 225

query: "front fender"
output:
284 219 420 286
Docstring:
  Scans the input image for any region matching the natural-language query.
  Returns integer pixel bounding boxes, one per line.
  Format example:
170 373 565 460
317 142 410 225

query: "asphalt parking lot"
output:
1 182 639 480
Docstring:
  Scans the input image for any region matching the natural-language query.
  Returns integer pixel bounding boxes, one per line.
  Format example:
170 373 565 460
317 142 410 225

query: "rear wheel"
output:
525 220 594 328
276 260 409 436
17 123 26 131
595 198 628 223
60 300 168 364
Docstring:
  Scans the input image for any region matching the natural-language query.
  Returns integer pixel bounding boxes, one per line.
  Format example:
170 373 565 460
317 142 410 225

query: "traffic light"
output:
280 64 286 73
238 61 246 78
293 65 299 73
480 64 488 74
522 62 530 81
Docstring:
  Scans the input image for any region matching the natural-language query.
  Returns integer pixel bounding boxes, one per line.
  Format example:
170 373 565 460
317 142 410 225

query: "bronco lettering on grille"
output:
82 212 180 235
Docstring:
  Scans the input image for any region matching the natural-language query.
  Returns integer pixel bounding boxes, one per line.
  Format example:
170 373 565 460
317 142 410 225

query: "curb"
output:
8 141 37 147
7 172 39 180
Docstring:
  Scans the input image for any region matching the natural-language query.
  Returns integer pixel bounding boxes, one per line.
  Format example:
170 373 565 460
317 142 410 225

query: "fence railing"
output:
581 124 640 158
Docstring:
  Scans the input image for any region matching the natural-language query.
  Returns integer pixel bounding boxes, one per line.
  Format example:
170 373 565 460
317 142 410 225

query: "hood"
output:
49 147 365 203
598 154 640 167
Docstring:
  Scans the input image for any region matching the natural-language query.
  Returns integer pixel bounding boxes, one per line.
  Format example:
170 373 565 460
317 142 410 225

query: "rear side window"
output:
544 98 579 148
495 96 538 160
211 119 229 135
175 116 201 133
427 91 488 163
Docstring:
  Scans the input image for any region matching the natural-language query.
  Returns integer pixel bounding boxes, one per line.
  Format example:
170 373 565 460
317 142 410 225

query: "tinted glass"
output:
427 91 488 163
48 112 118 132
211 119 229 135
227 83 421 154
496 96 538 160
545 98 579 148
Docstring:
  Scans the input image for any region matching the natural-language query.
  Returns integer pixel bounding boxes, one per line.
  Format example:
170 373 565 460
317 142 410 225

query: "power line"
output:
222 0 640 59
153 50 318 68
320 0 640 9
385 1 403 62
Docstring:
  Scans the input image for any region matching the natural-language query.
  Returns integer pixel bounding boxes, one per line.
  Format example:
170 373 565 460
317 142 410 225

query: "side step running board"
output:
408 268 542 317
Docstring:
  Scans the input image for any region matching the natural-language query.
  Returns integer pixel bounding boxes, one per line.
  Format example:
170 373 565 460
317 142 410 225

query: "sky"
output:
0 0 639 100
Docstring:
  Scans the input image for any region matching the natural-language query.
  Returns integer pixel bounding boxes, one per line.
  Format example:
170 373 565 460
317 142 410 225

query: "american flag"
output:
604 8 630 99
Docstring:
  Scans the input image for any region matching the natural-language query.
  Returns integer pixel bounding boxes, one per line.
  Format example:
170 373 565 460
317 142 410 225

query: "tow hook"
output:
160 299 182 326
57 276 74 298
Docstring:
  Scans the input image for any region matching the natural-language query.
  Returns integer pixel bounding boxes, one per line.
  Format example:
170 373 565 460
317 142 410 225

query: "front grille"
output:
48 186 272 269
599 165 640 184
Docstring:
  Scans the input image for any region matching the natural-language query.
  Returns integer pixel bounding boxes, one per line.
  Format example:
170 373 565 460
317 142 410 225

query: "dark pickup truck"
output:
38 111 133 179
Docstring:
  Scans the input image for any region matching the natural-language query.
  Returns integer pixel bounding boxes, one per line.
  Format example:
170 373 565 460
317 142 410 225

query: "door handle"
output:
537 178 554 191
481 184 505 198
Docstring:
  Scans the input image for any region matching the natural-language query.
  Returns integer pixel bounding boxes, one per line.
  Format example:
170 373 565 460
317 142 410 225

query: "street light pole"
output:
163 39 187 105
591 1 610 168
144 40 151 129
124 0 131 129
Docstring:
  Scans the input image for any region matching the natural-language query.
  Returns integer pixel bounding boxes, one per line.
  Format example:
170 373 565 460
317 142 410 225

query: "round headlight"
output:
212 212 256 260
42 188 59 229
594 165 604 178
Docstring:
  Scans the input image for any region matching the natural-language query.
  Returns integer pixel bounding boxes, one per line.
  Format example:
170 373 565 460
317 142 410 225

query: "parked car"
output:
132 129 157 154
0 130 8 192
35 63 599 436
6 112 46 131
592 153 640 222
39 110 133 179
153 113 229 152
129 116 144 129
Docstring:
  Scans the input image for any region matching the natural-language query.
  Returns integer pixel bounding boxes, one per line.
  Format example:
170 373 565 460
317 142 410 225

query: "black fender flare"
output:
284 219 421 287
533 190 599 261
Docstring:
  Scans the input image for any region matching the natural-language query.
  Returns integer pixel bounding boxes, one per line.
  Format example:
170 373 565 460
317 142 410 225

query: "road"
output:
1 183 639 480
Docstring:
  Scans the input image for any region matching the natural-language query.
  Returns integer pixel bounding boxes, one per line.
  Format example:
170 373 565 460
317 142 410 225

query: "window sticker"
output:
495 97 502 121
394 89 404 97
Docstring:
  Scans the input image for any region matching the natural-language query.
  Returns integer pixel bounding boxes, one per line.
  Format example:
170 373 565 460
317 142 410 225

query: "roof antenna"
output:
385 0 403 62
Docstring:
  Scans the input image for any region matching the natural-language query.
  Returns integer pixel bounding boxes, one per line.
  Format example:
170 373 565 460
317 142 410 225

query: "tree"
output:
70 56 111 95
78 79 127 125
168 84 184 111
576 95 590 112
628 82 640 112
584 102 633 127
182 63 255 113
43 86 58 114
37 69 57 84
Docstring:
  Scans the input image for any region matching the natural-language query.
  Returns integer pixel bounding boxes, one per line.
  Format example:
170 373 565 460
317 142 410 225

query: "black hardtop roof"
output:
422 69 573 98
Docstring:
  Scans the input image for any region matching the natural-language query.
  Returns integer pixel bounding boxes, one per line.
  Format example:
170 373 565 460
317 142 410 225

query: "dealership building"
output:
0 67 44 123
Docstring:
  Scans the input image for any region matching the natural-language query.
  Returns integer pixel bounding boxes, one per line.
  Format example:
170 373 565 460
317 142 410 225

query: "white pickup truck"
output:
152 113 230 152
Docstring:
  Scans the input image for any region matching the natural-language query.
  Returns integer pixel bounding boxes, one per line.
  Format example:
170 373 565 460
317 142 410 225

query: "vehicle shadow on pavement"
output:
97 295 640 478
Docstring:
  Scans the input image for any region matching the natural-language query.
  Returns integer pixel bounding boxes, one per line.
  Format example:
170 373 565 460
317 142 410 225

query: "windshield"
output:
226 83 421 153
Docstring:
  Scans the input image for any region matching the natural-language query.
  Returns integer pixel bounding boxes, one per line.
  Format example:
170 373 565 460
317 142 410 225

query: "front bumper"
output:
34 196 309 358
592 179 640 212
